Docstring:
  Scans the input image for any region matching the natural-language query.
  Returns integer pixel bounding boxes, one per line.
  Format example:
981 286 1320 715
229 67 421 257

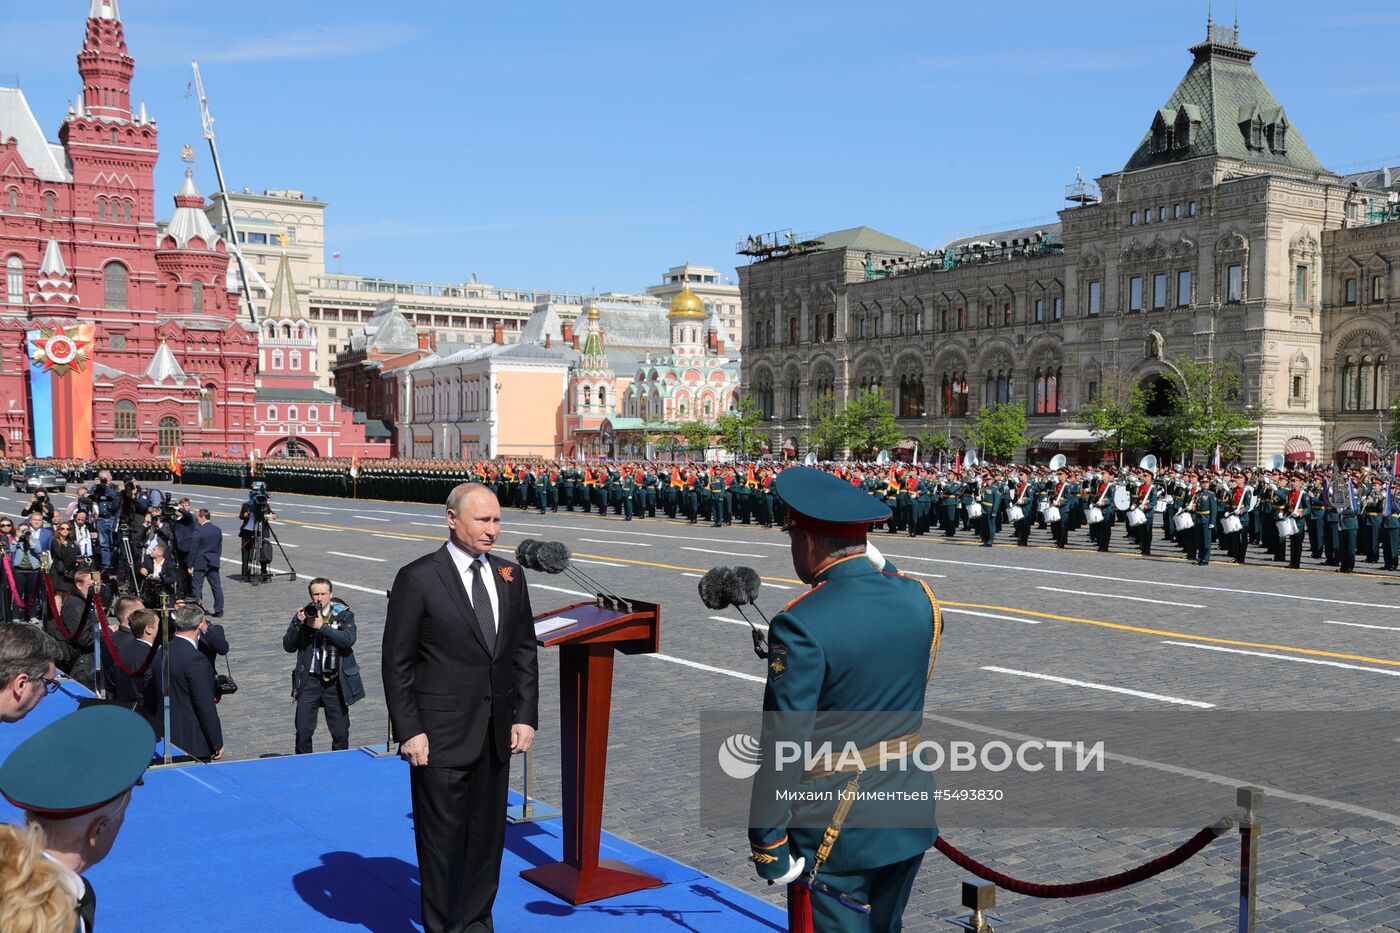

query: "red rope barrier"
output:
933 821 1230 899
93 594 159 679
44 576 92 644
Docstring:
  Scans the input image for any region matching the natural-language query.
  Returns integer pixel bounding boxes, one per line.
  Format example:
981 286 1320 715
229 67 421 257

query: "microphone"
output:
728 566 763 610
698 566 735 610
530 539 630 611
703 565 768 660
515 539 542 570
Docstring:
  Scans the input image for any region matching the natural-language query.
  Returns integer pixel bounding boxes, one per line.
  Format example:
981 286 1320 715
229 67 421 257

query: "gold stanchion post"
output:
947 879 1001 932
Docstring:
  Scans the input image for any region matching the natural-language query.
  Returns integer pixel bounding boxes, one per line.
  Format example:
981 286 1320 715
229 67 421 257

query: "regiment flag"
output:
169 446 183 476
26 323 95 459
1211 444 1222 470
249 449 258 474
350 453 360 479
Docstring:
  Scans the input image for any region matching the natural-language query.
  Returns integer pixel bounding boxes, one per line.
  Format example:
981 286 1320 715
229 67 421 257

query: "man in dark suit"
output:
190 509 224 616
138 542 181 606
107 607 163 724
285 578 365 753
53 569 97 687
383 482 539 933
167 603 224 761
171 497 198 594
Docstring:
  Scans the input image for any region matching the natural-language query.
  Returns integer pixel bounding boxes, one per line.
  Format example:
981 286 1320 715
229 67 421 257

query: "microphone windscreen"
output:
730 566 762 605
536 541 571 575
698 567 734 610
515 539 541 570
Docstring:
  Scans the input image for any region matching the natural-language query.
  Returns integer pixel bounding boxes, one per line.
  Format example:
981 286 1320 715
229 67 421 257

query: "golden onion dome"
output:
668 283 706 319
586 304 600 320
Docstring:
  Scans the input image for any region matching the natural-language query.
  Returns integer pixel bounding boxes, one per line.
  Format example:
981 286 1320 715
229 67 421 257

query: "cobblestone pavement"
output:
8 482 1397 931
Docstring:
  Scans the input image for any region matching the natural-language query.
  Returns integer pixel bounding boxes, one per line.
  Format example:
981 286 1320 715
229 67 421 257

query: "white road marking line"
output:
980 666 1215 708
944 608 1041 625
760 581 794 590
649 653 766 684
1036 586 1206 609
508 519 788 547
889 553 1400 611
710 615 767 630
1322 620 1400 633
372 534 417 541
303 525 343 532
529 583 593 598
572 558 625 567
277 542 300 547
411 522 442 528
328 551 386 562
579 538 651 547
680 572 703 578
682 546 762 558
354 515 391 522
1161 640 1400 677
325 579 389 596
902 570 946 579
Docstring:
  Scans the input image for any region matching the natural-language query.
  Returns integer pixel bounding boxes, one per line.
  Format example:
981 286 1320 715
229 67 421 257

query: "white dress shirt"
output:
446 540 499 636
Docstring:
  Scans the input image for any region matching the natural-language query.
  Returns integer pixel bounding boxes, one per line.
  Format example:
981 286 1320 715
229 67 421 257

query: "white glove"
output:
774 855 806 885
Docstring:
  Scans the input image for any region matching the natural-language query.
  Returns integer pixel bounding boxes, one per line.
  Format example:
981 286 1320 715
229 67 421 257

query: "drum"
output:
1173 511 1195 531
1220 514 1242 535
1007 505 1024 523
1086 506 1104 525
1112 486 1131 511
1126 507 1146 527
1154 498 1168 514
1276 517 1298 538
1043 506 1061 523
966 502 983 520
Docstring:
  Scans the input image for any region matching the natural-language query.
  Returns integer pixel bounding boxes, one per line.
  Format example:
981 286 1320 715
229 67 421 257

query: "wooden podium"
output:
519 599 665 905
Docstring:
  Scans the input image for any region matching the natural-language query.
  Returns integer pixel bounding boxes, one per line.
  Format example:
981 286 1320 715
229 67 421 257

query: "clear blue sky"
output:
5 1 1397 294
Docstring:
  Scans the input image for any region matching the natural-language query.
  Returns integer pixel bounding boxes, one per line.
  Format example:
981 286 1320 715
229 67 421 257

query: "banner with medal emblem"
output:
27 323 95 458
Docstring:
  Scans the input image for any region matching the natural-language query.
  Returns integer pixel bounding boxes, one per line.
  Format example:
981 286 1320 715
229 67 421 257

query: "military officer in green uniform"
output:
749 467 940 933
641 466 659 518
1381 480 1400 571
1191 479 1218 566
0 704 157 933
1338 474 1360 573
938 474 961 537
709 469 727 527
1362 478 1383 563
620 468 637 521
974 473 1001 547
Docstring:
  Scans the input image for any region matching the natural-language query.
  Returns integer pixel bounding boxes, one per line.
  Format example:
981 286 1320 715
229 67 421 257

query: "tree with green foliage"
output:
916 430 951 465
803 395 846 460
967 401 1029 461
1386 395 1400 453
714 396 766 460
1162 355 1264 462
676 419 713 454
841 388 902 460
1079 368 1153 466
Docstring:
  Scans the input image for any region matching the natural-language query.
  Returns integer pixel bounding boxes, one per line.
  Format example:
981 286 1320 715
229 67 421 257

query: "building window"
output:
110 129 118 146
828 310 837 338
287 406 298 422
598 387 607 409
1003 302 1012 326
1088 281 1101 316
1158 207 1166 222
308 407 318 422
6 256 22 305
5 189 16 211
899 375 925 417
1033 366 1061 415
986 304 995 327
200 386 215 428
1034 298 1044 323
940 373 969 417
1340 355 1386 412
939 308 948 331
271 349 284 369
1177 270 1192 307
1188 201 1198 217
858 317 866 339
1129 211 1137 226
156 416 181 455
268 406 278 421
788 317 798 345
1291 376 1303 400
289 350 302 370
1087 381 1098 402
1173 203 1182 219
1372 275 1384 303
956 307 965 330
1143 209 1151 225
1294 266 1307 305
122 201 131 223
98 199 107 221
43 193 54 219
1345 277 1357 305
103 262 128 309
1152 273 1167 310
109 333 125 350
114 400 137 438
1226 264 1243 303
1053 296 1063 321
1129 276 1143 312
191 280 204 314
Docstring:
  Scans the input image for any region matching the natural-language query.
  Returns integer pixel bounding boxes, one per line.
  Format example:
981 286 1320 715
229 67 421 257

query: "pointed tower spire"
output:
89 0 121 22
266 248 302 320
29 239 78 309
79 0 133 119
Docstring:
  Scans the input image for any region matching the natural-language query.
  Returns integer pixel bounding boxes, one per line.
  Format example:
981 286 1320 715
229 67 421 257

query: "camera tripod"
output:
245 518 297 585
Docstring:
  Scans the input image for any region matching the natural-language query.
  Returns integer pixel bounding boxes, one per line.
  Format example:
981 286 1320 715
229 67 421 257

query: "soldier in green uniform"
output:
561 462 578 511
1381 479 1400 571
1323 477 1341 565
1280 473 1309 569
974 473 1000 547
1362 476 1383 563
749 467 940 933
709 469 726 527
1338 473 1360 573
1192 478 1218 566
620 468 637 521
938 473 961 537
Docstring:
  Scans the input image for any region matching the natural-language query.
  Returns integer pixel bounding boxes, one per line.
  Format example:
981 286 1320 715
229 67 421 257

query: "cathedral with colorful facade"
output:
0 1 257 459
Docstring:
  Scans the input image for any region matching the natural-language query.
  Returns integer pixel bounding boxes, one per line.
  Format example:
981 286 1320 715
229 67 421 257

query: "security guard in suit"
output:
750 468 940 933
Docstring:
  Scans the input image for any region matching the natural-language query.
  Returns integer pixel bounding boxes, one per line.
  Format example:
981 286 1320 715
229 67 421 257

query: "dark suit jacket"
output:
172 509 199 561
168 634 223 759
139 556 181 593
192 521 223 572
383 545 539 768
284 603 366 706
104 633 163 725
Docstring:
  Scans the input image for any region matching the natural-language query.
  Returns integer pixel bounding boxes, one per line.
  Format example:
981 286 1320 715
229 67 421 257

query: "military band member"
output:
939 474 962 537
1223 473 1253 564
1382 482 1400 571
1281 474 1309 569
1010 472 1034 546
1128 469 1157 556
1362 480 1383 563
1338 477 1360 573
1188 475 1216 565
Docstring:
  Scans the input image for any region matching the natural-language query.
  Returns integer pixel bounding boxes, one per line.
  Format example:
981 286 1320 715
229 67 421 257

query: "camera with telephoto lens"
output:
303 601 340 674
247 481 271 519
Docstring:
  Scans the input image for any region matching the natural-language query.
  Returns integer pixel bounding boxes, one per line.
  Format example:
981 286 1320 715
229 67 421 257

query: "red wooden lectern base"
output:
520 599 665 905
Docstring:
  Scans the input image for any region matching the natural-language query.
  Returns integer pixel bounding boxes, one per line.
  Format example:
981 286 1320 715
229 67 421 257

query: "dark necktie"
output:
469 561 497 655
78 876 96 931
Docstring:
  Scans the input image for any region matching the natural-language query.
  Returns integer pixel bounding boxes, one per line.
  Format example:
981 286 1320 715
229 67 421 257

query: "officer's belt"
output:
802 729 923 782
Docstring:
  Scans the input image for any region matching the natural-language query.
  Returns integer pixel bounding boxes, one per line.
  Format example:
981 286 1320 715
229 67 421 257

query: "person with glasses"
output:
0 622 61 724
10 514 51 625
49 520 80 596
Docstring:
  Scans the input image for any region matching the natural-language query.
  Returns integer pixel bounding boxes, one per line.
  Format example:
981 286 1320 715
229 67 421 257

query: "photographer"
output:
92 471 121 568
238 484 277 581
64 484 95 522
137 542 180 608
19 490 54 526
283 578 363 753
53 569 97 687
171 497 198 595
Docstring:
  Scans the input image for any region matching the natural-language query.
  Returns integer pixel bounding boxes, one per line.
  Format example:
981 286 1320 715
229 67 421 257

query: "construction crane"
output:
190 61 259 325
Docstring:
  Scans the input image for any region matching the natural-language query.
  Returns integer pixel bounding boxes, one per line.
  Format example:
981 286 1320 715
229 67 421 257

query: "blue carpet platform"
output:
1 693 784 932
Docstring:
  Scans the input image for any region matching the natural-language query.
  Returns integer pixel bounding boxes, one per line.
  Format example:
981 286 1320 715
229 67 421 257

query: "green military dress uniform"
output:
1192 487 1218 565
750 468 940 933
